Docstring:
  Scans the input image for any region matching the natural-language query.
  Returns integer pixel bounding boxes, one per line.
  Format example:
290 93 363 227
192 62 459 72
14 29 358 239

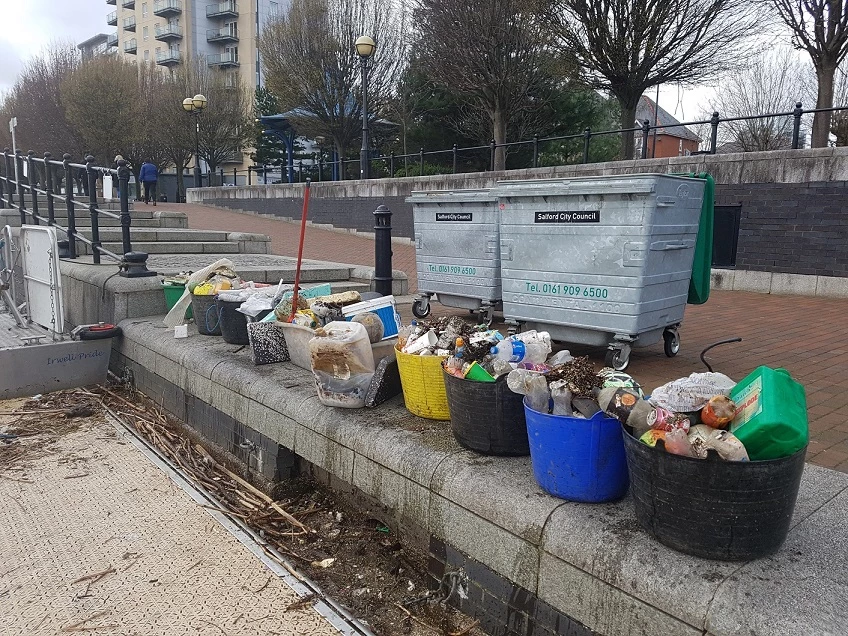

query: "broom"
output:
287 179 311 323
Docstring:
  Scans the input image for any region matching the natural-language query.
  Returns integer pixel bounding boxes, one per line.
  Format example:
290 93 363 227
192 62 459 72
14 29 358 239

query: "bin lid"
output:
494 173 702 198
406 189 497 204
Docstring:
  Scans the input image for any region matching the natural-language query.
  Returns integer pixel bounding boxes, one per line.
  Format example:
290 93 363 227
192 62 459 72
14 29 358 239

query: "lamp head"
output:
355 35 376 58
192 94 207 110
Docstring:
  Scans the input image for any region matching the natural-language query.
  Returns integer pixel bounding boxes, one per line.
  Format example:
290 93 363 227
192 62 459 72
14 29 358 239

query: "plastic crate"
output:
341 295 402 339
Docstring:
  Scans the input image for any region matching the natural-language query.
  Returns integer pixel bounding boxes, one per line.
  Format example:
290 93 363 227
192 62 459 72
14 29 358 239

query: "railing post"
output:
233 167 237 186
490 138 496 171
298 160 303 183
318 159 324 182
0 149 5 209
86 155 101 264
27 151 40 225
118 157 154 278
373 204 393 297
390 152 395 177
4 149 14 208
419 148 424 176
63 154 77 259
44 153 55 225
15 151 26 225
220 168 224 186
640 120 650 160
247 166 252 186
453 144 458 173
710 111 720 154
791 102 803 149
532 135 539 169
583 128 592 164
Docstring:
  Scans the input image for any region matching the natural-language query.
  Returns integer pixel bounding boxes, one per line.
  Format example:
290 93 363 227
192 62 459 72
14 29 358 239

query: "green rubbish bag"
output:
687 172 714 305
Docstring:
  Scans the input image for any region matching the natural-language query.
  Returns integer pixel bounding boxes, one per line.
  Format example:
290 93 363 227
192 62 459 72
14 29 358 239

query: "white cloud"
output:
0 0 108 92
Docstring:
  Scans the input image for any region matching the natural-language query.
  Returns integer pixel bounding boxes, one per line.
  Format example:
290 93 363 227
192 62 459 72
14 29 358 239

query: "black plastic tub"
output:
191 294 221 336
216 297 250 345
443 370 529 456
622 427 806 560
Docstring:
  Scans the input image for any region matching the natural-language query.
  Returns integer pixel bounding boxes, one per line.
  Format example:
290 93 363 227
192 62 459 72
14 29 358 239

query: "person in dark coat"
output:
139 160 158 206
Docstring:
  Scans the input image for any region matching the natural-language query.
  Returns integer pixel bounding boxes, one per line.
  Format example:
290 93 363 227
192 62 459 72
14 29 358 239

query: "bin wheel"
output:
663 330 680 357
604 348 630 371
412 299 430 319
78 324 122 341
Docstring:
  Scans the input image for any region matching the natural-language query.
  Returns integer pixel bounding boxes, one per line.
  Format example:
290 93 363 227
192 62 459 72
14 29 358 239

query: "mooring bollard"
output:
373 204 393 297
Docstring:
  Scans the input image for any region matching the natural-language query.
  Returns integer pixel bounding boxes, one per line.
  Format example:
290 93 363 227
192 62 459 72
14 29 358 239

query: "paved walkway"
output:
0 406 341 636
176 202 848 473
166 203 419 291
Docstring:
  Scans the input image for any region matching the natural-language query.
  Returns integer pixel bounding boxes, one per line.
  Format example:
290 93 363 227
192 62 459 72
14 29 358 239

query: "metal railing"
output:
254 101 848 183
0 150 154 278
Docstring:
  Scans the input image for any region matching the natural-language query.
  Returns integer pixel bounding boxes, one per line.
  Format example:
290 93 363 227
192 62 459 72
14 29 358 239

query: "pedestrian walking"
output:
139 160 158 206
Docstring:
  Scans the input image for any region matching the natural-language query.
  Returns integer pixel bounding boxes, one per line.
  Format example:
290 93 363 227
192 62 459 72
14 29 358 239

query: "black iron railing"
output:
0 150 155 277
232 101 848 185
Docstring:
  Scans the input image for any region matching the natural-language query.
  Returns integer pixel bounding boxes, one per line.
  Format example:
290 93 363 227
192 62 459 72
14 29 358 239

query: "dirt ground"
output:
0 388 485 636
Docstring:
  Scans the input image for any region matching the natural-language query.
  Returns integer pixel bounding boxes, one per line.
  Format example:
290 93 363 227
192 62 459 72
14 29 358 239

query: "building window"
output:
155 46 161 54
143 26 149 41
142 2 148 17
144 50 149 61
225 46 238 62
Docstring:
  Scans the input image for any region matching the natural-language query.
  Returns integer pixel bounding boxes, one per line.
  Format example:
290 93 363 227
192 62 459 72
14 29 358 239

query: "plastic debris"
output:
649 372 736 412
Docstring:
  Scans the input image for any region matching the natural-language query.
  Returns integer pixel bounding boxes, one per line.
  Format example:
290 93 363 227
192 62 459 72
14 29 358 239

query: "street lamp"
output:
355 35 376 180
182 93 207 189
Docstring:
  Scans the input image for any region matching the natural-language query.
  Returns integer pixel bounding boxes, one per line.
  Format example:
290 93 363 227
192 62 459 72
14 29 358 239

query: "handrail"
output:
0 150 155 278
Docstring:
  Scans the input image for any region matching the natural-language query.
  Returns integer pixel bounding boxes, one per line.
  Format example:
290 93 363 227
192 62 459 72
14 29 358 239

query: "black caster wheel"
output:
663 329 680 358
411 299 430 319
604 348 630 371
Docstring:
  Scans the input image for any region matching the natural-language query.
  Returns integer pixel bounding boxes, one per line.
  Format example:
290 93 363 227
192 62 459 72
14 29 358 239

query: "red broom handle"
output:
288 179 311 322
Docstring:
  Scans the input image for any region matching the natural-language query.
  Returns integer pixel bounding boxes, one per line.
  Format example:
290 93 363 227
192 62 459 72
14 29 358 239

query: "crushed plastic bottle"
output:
664 428 697 457
597 386 656 438
549 380 573 416
506 369 550 413
547 350 574 366
491 337 550 364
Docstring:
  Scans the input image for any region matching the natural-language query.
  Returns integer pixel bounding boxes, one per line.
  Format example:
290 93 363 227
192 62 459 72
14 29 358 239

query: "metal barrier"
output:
0 150 155 278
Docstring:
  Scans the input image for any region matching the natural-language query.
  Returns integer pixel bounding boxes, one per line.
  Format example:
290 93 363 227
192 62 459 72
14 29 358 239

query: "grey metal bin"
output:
406 189 501 323
495 174 706 370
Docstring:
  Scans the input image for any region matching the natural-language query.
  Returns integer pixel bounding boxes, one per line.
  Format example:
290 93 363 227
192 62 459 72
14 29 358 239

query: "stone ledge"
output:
711 269 848 298
114 316 848 636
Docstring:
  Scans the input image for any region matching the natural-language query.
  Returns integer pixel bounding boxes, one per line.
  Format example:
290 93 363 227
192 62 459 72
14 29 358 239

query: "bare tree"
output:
60 55 140 167
710 50 813 151
767 0 848 147
0 43 83 158
830 66 848 144
258 0 407 172
543 0 758 158
415 0 549 171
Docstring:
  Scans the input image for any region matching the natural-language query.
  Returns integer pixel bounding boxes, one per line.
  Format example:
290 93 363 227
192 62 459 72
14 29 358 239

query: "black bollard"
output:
373 204 393 297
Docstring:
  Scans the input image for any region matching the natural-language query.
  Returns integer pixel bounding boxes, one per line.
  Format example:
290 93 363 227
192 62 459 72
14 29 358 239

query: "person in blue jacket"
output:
139 160 158 206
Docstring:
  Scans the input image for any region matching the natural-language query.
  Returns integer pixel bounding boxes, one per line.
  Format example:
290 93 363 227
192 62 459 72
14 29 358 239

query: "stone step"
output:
79 228 230 243
98 241 240 255
49 209 157 220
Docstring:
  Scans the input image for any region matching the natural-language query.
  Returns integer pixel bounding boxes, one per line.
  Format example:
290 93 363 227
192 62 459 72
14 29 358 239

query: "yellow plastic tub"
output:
395 348 450 420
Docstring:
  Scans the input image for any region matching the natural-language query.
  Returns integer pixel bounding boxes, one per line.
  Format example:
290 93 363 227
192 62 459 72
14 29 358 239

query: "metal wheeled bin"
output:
495 174 708 370
406 189 501 323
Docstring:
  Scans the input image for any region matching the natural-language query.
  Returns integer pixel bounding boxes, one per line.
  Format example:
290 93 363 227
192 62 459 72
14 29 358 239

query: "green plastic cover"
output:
681 172 714 305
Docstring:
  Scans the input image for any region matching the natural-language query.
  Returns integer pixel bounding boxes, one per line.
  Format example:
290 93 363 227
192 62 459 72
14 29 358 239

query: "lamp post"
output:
182 93 207 189
355 35 376 180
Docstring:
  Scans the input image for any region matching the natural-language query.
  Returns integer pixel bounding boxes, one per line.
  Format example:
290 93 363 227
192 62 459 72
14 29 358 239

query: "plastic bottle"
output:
596 386 656 438
506 369 550 413
549 380 573 416
491 338 549 364
729 366 808 460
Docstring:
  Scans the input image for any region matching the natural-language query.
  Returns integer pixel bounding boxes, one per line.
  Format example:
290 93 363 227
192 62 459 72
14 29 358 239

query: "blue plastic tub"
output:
524 401 629 502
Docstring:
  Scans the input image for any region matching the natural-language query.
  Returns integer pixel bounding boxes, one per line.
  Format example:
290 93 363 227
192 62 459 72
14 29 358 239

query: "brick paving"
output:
175 202 848 473
167 203 418 291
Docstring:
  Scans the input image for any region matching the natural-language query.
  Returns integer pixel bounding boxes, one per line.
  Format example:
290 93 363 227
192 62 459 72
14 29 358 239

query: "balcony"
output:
153 0 182 17
106 32 119 48
123 39 137 54
206 27 238 43
107 10 118 25
156 49 181 66
206 1 238 18
107 0 116 5
122 16 136 31
155 24 183 41
122 0 135 7
207 51 239 68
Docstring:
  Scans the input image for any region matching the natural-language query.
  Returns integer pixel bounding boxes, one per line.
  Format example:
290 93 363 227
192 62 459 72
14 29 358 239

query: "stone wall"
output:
190 147 848 278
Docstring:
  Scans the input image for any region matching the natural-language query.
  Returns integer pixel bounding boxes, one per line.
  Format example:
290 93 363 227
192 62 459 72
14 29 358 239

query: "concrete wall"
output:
191 147 848 278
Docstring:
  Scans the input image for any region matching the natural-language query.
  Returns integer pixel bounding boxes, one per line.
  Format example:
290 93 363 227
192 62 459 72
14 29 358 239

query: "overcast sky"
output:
0 0 719 131
0 0 108 93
